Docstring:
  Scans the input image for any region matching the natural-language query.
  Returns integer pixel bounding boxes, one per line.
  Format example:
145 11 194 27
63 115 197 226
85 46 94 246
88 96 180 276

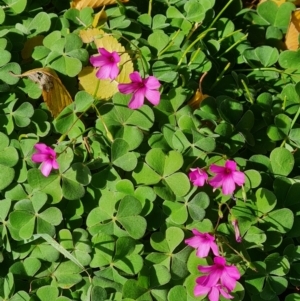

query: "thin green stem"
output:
290 103 300 130
241 79 254 104
92 104 113 142
217 29 242 43
207 0 234 30
158 30 181 57
112 32 149 76
176 28 215 70
57 110 88 143
93 79 100 99
148 0 153 16
184 22 200 44
217 34 248 58
209 62 231 90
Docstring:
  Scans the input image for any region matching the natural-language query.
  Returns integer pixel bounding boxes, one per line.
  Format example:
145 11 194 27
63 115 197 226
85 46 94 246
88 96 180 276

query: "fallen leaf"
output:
78 34 133 100
21 35 44 61
188 89 209 110
92 5 107 27
70 0 129 10
188 72 209 110
18 68 73 117
285 9 300 50
79 28 105 43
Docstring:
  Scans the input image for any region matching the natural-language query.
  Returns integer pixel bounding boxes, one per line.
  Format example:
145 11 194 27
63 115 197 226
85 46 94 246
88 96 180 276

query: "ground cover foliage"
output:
1 0 300 300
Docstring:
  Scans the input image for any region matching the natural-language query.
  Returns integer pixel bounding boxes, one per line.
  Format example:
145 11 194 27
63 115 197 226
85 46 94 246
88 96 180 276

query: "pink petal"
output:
32 153 49 163
219 287 234 299
220 274 237 292
90 55 105 67
196 243 210 258
185 236 202 249
210 164 226 173
144 76 161 89
225 160 237 171
189 168 208 187
111 51 121 63
198 265 214 274
34 143 48 153
232 220 242 243
225 265 241 280
52 159 59 170
191 228 202 236
232 171 245 186
41 160 53 177
209 174 224 189
208 287 219 301
110 64 119 80
198 272 220 287
128 90 145 109
118 82 138 94
98 47 111 57
221 176 236 195
145 89 160 105
194 284 210 297
210 241 220 256
96 65 112 79
129 71 143 83
214 256 226 266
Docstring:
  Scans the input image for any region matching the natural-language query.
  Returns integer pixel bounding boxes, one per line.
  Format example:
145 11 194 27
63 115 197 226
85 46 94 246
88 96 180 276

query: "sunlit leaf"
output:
78 33 133 100
285 10 300 50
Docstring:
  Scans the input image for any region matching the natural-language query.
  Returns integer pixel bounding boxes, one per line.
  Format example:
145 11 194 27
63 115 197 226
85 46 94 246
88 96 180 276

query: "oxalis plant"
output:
1 0 300 300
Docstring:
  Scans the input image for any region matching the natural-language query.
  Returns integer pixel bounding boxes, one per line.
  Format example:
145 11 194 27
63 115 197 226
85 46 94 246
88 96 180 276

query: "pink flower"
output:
185 229 219 258
90 48 120 80
197 257 240 292
189 168 208 187
209 160 245 195
32 143 59 177
232 219 242 243
118 71 161 109
195 283 234 301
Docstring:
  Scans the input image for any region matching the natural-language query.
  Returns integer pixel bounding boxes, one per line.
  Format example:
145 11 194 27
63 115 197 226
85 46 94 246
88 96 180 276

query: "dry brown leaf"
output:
188 89 209 110
21 35 44 61
78 34 133 100
71 0 129 10
188 72 209 110
285 10 300 50
19 68 73 117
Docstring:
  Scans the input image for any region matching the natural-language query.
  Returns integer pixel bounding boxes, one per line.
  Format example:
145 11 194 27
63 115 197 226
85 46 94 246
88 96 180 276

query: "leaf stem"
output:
207 0 234 30
176 28 215 70
148 0 153 16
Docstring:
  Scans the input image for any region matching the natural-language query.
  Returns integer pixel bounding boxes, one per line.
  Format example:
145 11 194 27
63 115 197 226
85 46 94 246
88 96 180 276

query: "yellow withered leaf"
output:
259 0 286 6
285 10 300 50
70 0 129 10
188 89 209 110
78 34 133 100
188 72 209 110
79 28 105 43
21 35 44 61
19 68 73 117
92 5 107 27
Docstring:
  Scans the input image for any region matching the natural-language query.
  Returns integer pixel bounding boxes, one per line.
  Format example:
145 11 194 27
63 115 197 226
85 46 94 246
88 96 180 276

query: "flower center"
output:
109 56 116 63
224 168 231 174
